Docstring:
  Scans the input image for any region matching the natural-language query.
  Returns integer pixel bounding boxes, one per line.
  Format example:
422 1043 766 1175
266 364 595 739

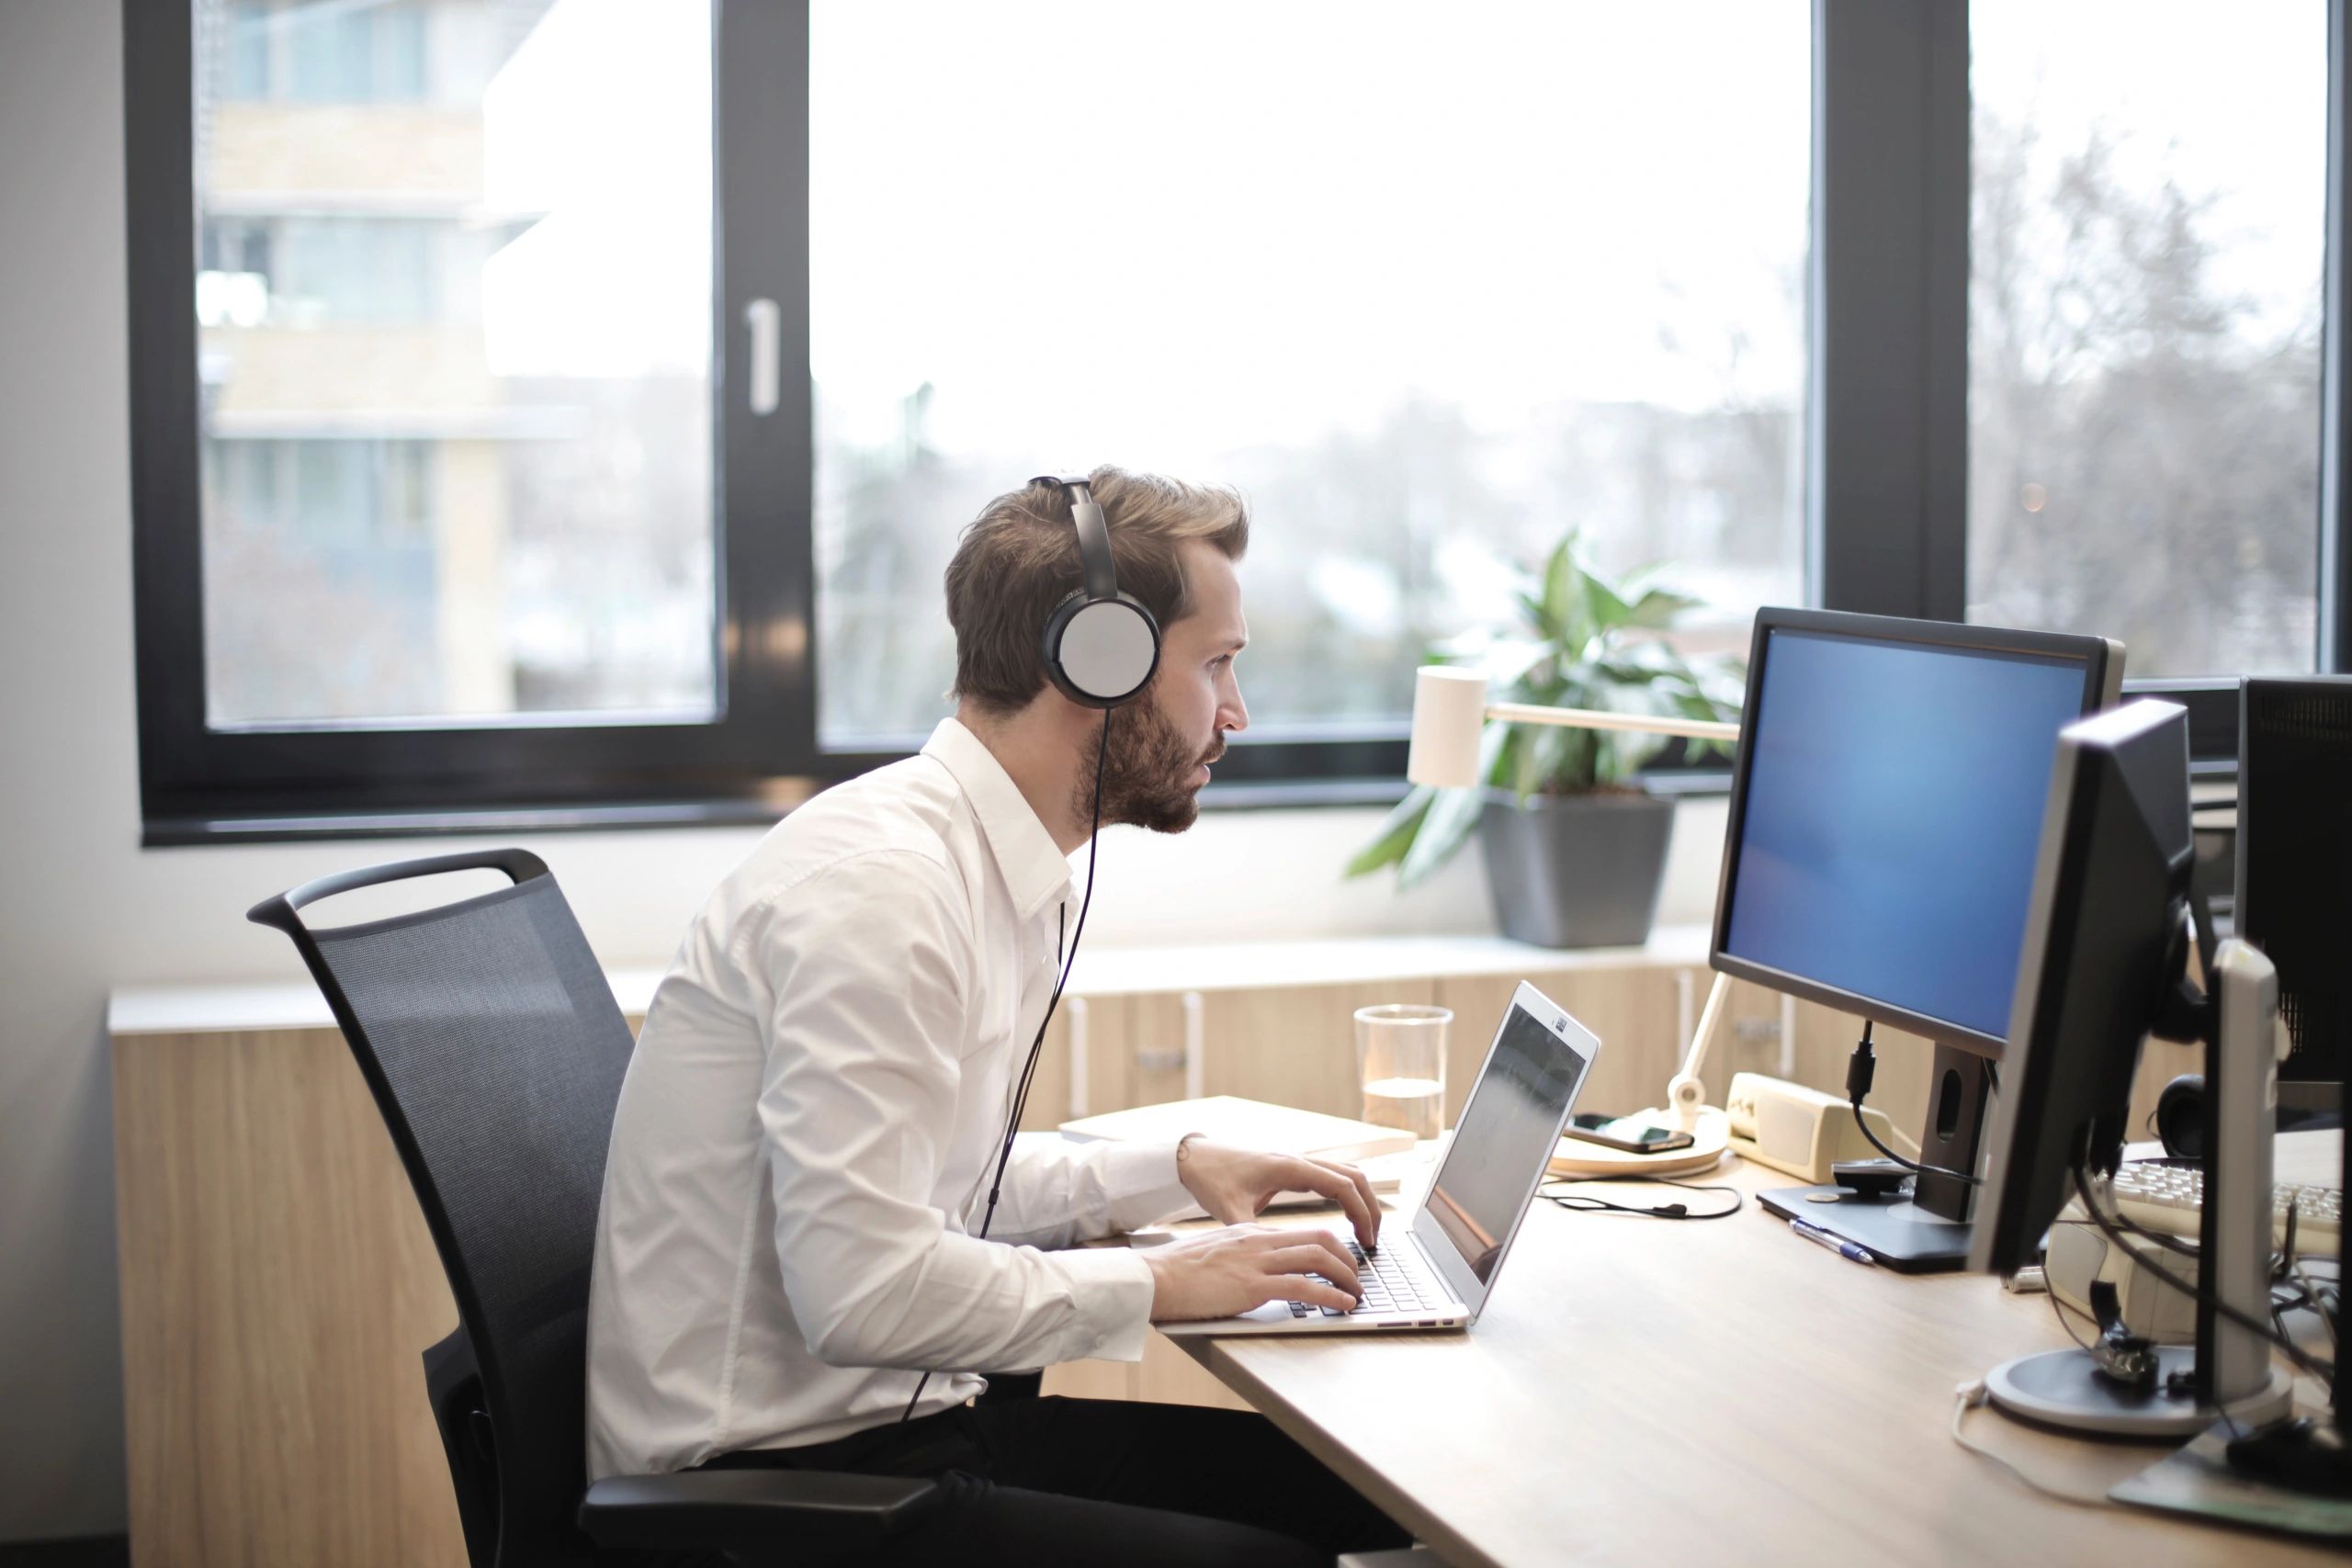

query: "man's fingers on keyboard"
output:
1314 1156 1382 1250
1290 1156 1381 1250
1269 1275 1359 1313
1263 1243 1360 1297
1304 1230 1364 1289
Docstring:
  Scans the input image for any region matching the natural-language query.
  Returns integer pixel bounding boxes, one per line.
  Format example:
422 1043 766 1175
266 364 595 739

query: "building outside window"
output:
808 0 1812 746
192 0 718 728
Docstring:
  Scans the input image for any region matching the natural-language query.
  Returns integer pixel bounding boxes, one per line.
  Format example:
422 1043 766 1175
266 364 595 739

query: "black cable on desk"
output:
1540 1175 1745 1221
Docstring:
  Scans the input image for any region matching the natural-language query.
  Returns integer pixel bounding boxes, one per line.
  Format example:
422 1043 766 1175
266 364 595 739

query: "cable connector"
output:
1846 1033 1877 1102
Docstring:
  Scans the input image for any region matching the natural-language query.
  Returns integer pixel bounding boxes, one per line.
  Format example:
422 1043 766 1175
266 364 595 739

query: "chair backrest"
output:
251 849 633 1567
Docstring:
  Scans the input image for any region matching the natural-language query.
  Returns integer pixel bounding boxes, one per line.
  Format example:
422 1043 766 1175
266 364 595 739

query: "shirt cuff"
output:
1051 1244 1159 1362
1099 1137 1196 1235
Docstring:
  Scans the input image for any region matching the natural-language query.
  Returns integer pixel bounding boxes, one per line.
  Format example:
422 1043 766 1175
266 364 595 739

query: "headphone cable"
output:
900 709 1112 1422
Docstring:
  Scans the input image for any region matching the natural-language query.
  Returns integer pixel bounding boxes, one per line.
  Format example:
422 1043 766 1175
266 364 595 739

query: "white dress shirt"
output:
585 718 1193 1480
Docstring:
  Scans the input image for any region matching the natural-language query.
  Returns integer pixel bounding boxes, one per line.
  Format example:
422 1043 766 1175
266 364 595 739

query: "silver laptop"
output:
1159 981 1599 1337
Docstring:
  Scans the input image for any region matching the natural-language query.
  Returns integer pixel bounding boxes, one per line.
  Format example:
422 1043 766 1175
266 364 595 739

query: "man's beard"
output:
1073 694 1223 835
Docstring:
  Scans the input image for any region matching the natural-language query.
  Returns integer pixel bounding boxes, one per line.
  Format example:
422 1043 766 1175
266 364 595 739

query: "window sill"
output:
141 769 1738 846
140 795 802 848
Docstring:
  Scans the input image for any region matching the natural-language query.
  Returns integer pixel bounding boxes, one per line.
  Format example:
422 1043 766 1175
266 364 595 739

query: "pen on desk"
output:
1788 1216 1876 1267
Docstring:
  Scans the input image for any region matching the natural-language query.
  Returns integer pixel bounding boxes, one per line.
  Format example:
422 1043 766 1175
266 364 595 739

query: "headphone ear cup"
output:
1043 592 1159 708
2153 1073 2206 1159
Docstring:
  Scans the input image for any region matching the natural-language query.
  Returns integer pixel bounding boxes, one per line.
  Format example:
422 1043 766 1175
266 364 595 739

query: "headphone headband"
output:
1034 474 1118 603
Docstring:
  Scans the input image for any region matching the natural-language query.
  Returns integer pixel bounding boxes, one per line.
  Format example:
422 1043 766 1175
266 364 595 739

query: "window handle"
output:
743 298 781 416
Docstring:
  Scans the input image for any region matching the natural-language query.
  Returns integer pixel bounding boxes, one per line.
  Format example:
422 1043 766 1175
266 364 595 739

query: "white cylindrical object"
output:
1407 666 1489 788
1182 991 1206 1101
1066 996 1090 1121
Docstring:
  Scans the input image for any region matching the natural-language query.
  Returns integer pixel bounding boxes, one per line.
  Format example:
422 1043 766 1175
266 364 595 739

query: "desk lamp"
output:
1408 665 1742 1155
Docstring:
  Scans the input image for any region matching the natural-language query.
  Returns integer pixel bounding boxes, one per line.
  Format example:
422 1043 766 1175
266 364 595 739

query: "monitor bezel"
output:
1708 606 2122 1060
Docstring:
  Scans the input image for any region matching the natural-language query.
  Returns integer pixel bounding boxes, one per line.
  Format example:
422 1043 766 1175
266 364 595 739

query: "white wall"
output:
0 2 1725 1540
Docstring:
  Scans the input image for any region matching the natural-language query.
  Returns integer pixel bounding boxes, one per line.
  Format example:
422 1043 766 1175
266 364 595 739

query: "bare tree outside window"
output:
810 2 1811 744
1967 1 2325 676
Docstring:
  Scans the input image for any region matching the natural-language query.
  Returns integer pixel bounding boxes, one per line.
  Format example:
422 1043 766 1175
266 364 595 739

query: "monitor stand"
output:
2222 985 2352 1496
1978 938 2294 1439
1757 1040 1994 1274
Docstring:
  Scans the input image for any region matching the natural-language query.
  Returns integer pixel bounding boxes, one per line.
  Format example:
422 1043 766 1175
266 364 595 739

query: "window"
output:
190 0 716 725
1967 0 2328 676
809 2 1811 748
130 3 2352 836
132 0 808 835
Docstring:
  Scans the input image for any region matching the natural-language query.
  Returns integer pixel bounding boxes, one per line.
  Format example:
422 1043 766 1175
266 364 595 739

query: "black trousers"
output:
704 1394 1416 1566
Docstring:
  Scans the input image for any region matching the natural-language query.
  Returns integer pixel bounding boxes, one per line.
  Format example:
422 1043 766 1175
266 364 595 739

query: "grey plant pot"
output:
1477 789 1676 949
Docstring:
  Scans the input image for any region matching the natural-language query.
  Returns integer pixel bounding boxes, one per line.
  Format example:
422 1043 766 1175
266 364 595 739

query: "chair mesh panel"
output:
310 876 632 1564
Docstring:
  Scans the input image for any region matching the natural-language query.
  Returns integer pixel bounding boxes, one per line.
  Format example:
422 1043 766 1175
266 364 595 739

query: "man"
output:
587 469 1415 1564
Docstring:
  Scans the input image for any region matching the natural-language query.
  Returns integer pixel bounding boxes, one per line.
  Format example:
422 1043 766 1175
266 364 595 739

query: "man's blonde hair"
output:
944 466 1250 716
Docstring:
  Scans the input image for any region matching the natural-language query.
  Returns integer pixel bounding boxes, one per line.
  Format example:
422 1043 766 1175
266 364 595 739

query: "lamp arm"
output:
1665 971 1734 1131
1485 702 1740 743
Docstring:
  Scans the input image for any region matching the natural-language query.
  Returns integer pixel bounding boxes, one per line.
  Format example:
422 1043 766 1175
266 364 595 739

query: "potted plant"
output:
1346 534 1743 948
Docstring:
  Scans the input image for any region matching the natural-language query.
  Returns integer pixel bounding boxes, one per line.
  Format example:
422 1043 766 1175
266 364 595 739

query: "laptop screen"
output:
1424 999 1591 1283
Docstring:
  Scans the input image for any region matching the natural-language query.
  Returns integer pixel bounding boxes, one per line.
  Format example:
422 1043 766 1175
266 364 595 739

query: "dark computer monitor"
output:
1973 700 2195 1280
2236 676 2352 1110
1711 608 2121 1269
1970 700 2312 1450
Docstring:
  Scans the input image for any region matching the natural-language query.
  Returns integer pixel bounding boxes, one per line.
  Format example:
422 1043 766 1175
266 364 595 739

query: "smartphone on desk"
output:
1567 1112 1695 1155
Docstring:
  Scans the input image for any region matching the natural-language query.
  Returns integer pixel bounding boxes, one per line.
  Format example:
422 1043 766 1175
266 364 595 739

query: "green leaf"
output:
1396 723 1510 888
1583 572 1634 637
1397 784 1487 890
1343 786 1434 878
1540 538 1588 648
1621 586 1702 631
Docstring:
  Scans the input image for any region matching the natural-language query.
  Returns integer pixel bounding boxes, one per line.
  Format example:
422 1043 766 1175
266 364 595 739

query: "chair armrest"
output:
579 1467 942 1551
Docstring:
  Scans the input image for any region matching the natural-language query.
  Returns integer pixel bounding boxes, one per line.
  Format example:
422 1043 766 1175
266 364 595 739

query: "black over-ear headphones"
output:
1035 474 1160 708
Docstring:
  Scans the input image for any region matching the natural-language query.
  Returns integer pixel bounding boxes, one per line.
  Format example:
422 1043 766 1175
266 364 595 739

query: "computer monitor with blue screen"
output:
1712 608 2121 1270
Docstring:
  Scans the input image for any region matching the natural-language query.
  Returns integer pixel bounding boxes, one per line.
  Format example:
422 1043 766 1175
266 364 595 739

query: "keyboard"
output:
2107 1160 2341 1258
1288 1238 1451 1318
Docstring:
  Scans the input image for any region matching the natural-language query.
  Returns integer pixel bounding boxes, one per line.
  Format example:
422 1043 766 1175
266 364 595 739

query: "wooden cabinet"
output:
108 930 2202 1564
1199 980 1438 1121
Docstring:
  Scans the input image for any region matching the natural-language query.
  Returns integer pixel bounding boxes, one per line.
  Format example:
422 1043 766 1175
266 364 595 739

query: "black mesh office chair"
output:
249 848 940 1566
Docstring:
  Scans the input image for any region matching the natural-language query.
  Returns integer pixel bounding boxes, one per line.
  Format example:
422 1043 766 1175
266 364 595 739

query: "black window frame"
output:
127 0 817 843
130 1 2346 843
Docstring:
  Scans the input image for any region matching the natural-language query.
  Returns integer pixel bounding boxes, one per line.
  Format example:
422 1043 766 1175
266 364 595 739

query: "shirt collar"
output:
922 717 1076 921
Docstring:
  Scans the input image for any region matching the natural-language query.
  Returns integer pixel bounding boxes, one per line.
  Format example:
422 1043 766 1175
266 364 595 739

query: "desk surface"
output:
1171 1157 2335 1568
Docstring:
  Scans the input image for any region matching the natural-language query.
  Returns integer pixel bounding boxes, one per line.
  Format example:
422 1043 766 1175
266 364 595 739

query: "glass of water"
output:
1353 1004 1451 1142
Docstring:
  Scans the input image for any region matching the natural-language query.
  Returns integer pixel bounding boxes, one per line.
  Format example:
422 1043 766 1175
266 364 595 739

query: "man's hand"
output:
1142 1224 1363 1321
1175 1138 1382 1254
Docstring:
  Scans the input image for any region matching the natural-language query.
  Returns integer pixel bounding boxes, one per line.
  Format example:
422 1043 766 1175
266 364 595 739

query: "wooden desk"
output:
1171 1159 2336 1568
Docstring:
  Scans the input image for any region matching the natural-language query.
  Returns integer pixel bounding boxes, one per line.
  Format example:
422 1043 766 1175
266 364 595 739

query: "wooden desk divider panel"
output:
114 1026 471 1568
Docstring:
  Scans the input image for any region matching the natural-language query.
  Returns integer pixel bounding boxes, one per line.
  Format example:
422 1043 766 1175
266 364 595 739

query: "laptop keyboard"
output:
1287 1239 1445 1318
